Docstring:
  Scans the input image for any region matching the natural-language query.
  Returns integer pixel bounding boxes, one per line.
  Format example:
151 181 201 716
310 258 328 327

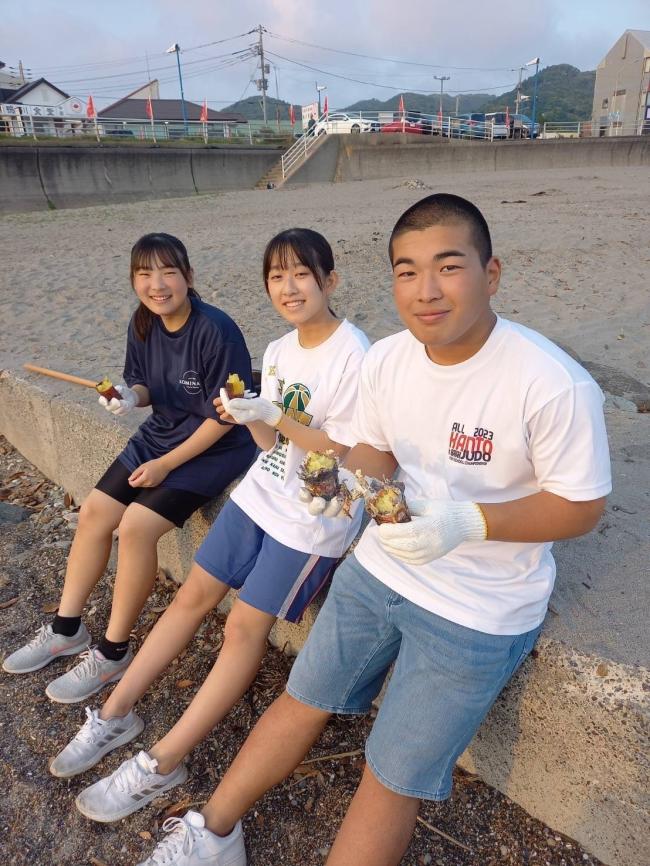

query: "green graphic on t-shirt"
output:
262 382 313 480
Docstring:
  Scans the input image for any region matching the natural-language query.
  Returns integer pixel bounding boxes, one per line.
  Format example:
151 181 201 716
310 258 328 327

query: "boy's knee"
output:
173 571 219 613
223 608 267 647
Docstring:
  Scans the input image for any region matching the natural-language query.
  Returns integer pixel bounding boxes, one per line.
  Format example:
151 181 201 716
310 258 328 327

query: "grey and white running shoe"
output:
49 706 145 778
45 646 133 704
136 811 246 866
2 623 90 674
75 750 188 822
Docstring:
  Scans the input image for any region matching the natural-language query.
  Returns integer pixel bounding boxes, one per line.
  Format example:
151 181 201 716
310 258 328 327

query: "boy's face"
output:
391 222 500 365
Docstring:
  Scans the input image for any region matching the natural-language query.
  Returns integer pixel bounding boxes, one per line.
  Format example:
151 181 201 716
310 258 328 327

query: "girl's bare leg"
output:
202 691 330 835
103 503 175 643
101 563 230 719
57 490 127 617
150 599 276 774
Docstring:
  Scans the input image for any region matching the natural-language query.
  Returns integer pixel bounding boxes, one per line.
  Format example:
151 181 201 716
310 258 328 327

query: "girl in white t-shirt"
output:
52 228 370 822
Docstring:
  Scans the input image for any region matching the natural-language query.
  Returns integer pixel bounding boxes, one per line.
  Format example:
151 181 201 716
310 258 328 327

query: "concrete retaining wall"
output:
0 145 281 213
324 134 650 183
0 368 647 866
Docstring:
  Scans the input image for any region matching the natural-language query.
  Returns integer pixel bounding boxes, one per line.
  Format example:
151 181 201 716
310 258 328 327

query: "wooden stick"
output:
416 816 471 852
23 363 98 389
300 749 364 765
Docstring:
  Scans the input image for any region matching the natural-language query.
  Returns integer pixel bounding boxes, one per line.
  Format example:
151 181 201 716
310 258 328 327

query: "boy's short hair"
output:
389 193 493 267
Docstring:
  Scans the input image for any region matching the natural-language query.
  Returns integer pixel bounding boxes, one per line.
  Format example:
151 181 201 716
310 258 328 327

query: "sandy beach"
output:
1 165 648 384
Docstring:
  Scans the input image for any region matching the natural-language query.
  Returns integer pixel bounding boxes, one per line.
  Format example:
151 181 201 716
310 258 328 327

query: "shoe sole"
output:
2 639 90 675
45 664 130 704
75 764 189 822
49 715 146 779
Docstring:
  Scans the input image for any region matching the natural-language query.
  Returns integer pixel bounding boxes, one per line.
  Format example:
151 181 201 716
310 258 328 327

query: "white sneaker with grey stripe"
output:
49 707 145 778
75 750 188 822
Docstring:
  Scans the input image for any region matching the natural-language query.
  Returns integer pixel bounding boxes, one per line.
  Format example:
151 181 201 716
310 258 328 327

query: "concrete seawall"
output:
0 145 281 213
2 136 648 213
285 134 650 186
0 368 647 866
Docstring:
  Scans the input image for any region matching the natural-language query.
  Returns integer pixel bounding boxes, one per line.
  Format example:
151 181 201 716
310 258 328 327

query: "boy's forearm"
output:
479 491 606 542
159 418 230 472
343 444 398 480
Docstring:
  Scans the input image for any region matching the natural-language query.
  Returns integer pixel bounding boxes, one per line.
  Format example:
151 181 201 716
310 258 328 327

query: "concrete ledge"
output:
0 368 648 866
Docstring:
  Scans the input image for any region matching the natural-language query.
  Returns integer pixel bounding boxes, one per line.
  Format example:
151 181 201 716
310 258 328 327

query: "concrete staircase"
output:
255 132 328 189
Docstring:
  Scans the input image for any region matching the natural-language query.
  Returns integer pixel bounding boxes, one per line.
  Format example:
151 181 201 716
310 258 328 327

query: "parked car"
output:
484 112 509 139
381 119 424 135
312 113 374 135
451 113 487 139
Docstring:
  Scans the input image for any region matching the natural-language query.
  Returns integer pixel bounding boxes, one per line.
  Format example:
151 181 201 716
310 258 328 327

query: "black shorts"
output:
95 459 211 528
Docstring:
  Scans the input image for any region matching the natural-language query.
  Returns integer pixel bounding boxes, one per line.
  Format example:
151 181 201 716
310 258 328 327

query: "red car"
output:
381 120 424 135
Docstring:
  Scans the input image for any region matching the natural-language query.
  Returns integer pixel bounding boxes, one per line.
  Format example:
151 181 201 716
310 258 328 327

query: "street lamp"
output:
434 75 450 117
527 57 540 138
166 43 188 136
316 83 327 118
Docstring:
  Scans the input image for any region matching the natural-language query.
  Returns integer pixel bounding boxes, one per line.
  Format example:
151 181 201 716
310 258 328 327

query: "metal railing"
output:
0 114 296 146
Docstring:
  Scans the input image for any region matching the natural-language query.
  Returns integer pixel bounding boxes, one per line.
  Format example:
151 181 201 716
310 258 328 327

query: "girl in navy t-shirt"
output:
3 233 256 703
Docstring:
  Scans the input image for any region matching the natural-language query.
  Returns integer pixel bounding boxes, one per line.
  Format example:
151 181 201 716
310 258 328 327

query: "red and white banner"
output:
199 98 208 123
323 95 329 117
146 96 154 119
86 95 96 119
289 103 296 125
398 94 405 116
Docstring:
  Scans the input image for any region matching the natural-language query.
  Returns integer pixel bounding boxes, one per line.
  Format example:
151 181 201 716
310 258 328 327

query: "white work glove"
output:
219 387 281 426
98 384 139 416
378 500 487 565
299 467 365 517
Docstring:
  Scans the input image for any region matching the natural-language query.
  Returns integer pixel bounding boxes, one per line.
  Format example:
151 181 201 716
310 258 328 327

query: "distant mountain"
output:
481 64 596 122
343 92 489 116
222 65 596 123
221 96 299 122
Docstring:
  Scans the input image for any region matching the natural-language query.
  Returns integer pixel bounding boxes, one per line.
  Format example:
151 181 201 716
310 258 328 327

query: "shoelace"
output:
76 707 103 744
146 816 197 865
26 624 50 648
72 648 101 681
111 754 152 795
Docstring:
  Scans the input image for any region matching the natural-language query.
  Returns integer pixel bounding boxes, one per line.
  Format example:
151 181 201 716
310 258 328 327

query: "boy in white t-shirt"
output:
134 195 611 866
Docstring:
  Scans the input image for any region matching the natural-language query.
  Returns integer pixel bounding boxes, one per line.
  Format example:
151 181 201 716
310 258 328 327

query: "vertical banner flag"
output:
199 98 208 123
86 95 96 118
323 95 329 117
398 94 405 131
289 103 295 125
505 104 510 136
146 96 156 143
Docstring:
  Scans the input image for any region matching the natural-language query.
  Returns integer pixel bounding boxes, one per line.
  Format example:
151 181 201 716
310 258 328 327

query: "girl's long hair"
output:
262 228 337 315
130 233 200 340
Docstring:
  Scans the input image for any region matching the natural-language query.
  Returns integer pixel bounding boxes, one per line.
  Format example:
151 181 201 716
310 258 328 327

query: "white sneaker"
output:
75 750 188 822
49 706 145 778
136 811 246 866
45 646 133 703
2 623 90 673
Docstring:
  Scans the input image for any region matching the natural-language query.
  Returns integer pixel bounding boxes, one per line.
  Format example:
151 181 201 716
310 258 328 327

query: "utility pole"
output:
256 25 268 124
455 94 460 115
434 75 450 116
515 66 524 114
165 43 188 135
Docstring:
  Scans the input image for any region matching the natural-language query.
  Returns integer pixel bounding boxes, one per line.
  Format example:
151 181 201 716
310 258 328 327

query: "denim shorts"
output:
287 554 541 800
194 499 338 623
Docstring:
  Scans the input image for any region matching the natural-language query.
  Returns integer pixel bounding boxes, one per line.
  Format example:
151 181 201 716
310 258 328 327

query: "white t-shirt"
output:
231 319 370 557
353 317 612 635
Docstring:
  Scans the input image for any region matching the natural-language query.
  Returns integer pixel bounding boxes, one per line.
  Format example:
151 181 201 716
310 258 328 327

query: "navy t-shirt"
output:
118 298 256 497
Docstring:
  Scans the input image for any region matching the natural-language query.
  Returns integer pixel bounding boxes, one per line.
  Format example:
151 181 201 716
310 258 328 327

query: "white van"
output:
484 112 509 140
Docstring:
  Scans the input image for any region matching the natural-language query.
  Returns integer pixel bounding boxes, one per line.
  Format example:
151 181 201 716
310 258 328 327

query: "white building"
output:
592 30 650 135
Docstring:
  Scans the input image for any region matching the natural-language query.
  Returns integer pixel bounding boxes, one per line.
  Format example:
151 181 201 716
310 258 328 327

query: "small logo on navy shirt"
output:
448 421 494 466
179 370 202 395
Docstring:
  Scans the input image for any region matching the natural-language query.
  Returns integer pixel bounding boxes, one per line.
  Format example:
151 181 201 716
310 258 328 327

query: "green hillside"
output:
222 65 596 122
343 92 488 115
481 64 595 122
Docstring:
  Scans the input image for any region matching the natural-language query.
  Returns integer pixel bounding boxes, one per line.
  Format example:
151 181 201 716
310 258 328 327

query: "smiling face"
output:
391 221 501 365
132 256 193 322
265 251 336 328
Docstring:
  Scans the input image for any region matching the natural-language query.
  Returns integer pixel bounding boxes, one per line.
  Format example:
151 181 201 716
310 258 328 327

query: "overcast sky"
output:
3 0 648 109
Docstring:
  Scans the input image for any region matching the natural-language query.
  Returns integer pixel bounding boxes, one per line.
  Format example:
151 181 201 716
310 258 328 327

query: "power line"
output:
266 30 514 72
265 50 516 95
